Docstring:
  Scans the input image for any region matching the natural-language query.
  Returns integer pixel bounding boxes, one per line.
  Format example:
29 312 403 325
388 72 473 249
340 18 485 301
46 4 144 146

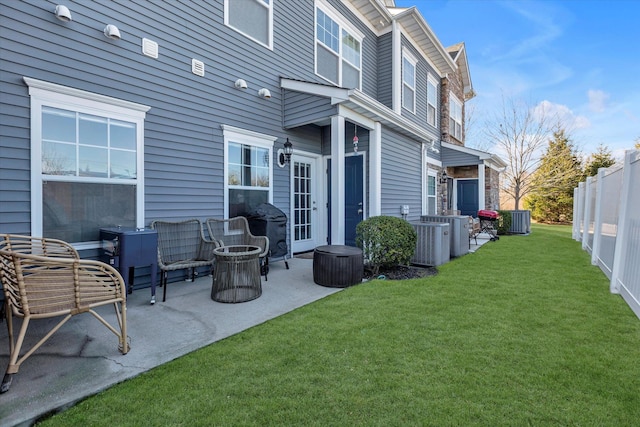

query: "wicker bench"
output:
0 234 129 393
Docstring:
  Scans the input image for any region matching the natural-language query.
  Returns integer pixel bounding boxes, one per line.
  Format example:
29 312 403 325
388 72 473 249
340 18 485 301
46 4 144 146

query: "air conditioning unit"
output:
509 210 531 234
410 222 450 266
420 215 470 257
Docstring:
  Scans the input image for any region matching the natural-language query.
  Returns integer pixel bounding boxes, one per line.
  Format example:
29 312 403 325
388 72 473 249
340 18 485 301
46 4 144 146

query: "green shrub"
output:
356 216 417 275
496 210 512 235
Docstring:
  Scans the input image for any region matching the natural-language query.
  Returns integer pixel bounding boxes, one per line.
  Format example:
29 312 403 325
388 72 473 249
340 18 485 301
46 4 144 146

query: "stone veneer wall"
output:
486 167 501 211
440 66 465 146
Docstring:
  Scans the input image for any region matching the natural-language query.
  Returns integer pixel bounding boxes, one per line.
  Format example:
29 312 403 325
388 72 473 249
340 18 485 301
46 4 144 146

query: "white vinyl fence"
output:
574 150 640 320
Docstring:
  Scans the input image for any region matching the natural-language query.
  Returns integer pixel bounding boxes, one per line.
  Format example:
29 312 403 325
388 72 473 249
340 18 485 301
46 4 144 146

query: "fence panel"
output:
574 182 586 242
591 165 623 279
610 150 640 320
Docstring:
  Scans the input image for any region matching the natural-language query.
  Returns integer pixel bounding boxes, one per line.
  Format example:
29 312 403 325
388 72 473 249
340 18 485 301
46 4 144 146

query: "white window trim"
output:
422 146 441 215
224 0 274 50
25 77 149 249
221 125 276 219
402 48 417 113
450 92 463 140
314 0 364 88
427 74 438 128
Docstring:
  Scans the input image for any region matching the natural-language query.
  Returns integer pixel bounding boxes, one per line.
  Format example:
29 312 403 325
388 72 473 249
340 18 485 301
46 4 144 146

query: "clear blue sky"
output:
396 0 640 159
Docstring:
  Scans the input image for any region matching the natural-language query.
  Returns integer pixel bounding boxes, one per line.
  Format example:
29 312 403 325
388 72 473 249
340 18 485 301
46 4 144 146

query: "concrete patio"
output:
0 235 494 426
0 257 341 426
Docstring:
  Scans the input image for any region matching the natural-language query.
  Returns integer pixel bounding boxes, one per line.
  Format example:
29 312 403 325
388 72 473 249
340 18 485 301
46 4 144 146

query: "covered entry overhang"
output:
441 142 507 214
280 78 439 244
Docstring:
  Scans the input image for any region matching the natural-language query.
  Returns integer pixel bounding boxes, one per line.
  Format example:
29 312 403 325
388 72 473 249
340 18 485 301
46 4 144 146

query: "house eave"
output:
280 77 438 143
441 141 507 170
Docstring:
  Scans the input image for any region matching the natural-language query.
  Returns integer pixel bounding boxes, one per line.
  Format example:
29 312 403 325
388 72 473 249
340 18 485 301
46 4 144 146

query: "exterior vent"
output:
420 215 470 257
410 222 450 266
192 59 205 76
142 38 158 59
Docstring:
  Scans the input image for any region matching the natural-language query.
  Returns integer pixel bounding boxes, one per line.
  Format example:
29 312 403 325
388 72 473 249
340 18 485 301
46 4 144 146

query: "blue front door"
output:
327 155 364 246
344 155 364 246
457 179 478 217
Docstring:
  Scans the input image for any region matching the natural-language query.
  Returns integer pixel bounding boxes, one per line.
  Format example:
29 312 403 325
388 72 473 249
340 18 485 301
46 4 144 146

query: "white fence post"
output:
582 176 596 252
572 187 580 240
591 169 605 265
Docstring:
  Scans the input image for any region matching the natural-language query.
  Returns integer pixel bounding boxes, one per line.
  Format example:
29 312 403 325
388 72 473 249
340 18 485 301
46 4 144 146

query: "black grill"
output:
245 203 288 258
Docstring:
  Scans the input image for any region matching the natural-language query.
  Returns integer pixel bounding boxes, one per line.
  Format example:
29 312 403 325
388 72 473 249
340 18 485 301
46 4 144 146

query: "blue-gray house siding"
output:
1 0 493 276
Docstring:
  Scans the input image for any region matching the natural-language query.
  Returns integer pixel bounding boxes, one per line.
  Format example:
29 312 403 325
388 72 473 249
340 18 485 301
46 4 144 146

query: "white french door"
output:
291 154 323 253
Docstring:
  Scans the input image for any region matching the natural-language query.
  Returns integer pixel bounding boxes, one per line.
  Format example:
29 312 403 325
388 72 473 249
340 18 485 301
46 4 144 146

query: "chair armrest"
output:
198 238 220 261
247 235 269 258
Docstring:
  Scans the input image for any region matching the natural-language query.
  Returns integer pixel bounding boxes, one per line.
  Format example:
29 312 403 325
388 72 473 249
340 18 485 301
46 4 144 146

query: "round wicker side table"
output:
211 245 262 303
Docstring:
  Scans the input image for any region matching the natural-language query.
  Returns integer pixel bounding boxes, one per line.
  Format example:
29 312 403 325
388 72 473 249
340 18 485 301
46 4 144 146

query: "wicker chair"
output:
151 219 219 302
0 234 129 394
205 217 270 280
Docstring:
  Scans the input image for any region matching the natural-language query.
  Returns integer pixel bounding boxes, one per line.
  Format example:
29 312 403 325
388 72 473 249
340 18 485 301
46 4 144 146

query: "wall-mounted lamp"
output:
55 5 72 22
104 24 121 40
234 79 248 89
278 138 293 167
440 169 449 184
258 88 271 99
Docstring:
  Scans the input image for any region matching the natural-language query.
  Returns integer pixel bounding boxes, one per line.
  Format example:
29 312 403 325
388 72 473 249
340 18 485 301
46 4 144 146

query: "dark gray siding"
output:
441 149 482 167
0 0 339 235
282 91 337 129
380 128 423 221
377 33 393 108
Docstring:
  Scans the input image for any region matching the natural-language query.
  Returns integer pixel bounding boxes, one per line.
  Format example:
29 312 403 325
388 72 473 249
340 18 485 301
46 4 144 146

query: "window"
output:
427 173 437 215
223 125 276 218
450 94 463 140
427 76 438 127
26 78 149 246
402 51 416 113
315 2 362 88
224 0 273 49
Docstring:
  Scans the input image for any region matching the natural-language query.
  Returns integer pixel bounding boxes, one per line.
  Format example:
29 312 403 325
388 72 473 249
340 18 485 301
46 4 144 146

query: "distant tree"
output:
584 144 616 177
484 96 554 209
525 130 584 223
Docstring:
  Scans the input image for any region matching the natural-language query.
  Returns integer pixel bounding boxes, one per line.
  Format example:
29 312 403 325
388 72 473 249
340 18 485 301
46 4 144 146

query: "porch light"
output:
353 124 359 153
278 138 293 166
440 170 448 184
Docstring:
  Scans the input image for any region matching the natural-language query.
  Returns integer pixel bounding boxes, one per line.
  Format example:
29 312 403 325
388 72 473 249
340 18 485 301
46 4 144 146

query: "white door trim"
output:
290 152 325 253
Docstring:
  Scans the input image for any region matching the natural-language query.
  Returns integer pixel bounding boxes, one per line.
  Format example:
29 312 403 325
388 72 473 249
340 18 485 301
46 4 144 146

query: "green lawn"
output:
40 224 640 426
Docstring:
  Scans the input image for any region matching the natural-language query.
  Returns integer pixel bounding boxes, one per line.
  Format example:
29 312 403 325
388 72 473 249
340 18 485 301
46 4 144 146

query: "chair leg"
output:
1 373 12 394
162 271 168 303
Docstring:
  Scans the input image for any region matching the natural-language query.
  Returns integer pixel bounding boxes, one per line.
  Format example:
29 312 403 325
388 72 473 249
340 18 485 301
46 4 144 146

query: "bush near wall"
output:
356 216 417 275
497 210 512 235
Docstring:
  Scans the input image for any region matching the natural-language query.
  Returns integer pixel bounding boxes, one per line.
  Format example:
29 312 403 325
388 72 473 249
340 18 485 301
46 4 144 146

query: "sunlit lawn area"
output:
40 224 640 426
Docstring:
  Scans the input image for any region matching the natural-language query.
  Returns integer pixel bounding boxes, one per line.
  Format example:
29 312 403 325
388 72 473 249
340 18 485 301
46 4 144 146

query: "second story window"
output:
225 0 273 49
315 3 362 89
402 52 416 113
427 76 438 127
450 94 463 140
